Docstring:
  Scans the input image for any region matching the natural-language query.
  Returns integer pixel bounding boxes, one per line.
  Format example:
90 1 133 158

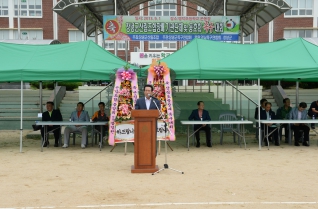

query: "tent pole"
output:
39 81 43 113
223 81 226 104
232 80 234 110
296 81 299 106
54 81 57 109
217 81 219 98
20 81 23 153
240 93 242 116
258 78 261 150
236 80 238 110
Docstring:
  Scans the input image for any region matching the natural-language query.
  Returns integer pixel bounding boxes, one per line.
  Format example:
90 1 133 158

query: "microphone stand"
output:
151 98 183 175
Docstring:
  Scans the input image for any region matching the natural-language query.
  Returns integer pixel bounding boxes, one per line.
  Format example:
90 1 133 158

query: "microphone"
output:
148 93 158 100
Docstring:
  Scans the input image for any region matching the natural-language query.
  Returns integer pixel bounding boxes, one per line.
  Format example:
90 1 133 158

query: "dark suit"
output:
188 109 211 144
260 109 278 144
135 97 161 110
41 109 63 144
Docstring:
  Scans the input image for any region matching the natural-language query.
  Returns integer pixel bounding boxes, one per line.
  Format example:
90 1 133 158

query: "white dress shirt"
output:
145 97 151 110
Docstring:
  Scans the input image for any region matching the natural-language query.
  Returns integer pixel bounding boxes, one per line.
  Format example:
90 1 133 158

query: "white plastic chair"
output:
219 113 239 145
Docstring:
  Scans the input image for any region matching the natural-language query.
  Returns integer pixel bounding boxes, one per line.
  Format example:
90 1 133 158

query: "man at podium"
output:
135 84 161 157
135 84 161 111
131 85 161 172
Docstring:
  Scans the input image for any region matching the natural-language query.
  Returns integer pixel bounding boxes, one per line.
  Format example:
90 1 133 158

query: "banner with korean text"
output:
103 15 240 41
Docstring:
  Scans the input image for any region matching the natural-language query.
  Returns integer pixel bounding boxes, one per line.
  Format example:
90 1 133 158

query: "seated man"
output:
254 98 267 139
254 98 267 120
276 98 292 143
308 100 318 129
62 102 90 149
91 102 109 143
288 102 310 146
260 102 279 146
41 101 63 147
188 101 211 148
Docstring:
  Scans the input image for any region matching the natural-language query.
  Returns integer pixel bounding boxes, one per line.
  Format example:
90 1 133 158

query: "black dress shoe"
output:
43 141 49 147
294 142 300 146
207 143 212 147
274 141 280 146
54 143 59 147
196 142 200 148
302 141 309 146
311 126 315 129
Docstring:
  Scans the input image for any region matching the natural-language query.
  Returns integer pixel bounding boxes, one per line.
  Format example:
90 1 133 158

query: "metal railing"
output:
83 83 113 117
225 80 258 120
173 80 258 120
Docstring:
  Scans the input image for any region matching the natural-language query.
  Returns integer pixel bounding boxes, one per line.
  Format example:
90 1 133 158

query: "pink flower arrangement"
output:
154 65 165 76
119 88 131 97
119 103 130 115
116 68 135 81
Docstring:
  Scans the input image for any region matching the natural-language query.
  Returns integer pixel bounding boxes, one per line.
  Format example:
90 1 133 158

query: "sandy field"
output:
0 130 318 209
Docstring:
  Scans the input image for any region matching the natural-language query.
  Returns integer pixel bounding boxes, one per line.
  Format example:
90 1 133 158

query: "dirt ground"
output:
0 130 318 209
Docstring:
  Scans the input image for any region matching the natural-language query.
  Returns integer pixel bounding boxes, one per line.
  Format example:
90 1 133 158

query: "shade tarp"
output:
0 40 129 82
149 38 318 82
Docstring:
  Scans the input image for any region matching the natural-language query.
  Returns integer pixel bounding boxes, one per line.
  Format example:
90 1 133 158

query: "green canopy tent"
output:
143 38 318 150
0 40 131 152
0 40 130 82
143 38 318 81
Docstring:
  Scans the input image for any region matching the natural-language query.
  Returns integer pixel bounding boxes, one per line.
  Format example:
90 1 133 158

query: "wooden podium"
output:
131 110 159 173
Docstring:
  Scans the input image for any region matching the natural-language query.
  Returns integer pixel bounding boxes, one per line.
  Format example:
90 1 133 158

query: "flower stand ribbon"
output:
109 66 139 146
147 60 175 141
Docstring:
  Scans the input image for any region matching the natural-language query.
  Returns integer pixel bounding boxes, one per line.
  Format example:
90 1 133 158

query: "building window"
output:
148 41 176 50
197 6 207 16
0 30 9 39
0 0 8 16
69 31 99 42
243 33 254 44
14 30 43 40
105 41 129 50
148 0 177 50
14 0 42 17
69 30 83 42
148 0 176 16
285 0 313 16
284 29 313 38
